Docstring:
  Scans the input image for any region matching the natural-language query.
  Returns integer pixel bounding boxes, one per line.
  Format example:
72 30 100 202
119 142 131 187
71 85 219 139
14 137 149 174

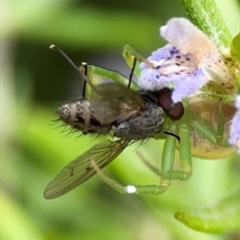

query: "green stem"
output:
179 0 232 47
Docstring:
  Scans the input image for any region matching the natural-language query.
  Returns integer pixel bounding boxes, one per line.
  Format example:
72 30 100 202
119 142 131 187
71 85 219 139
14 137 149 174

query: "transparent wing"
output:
44 139 130 199
90 83 144 125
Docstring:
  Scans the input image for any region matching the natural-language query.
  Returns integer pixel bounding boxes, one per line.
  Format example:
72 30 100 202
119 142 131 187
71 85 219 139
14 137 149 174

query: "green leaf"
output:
231 32 240 63
175 189 240 233
0 190 43 240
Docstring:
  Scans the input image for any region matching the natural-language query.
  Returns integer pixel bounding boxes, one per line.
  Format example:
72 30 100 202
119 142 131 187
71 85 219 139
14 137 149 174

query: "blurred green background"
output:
1 0 240 239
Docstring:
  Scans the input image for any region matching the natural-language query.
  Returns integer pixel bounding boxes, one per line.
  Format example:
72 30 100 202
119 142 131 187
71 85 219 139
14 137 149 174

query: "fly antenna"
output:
49 44 97 92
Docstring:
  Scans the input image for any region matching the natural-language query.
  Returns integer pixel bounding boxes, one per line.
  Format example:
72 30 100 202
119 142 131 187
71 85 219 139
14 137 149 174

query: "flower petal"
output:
139 44 209 102
139 18 237 102
229 96 240 152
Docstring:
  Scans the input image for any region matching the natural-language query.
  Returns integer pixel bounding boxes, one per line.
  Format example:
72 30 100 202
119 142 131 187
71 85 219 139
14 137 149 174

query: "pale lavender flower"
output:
229 96 240 152
139 44 209 102
172 68 207 103
139 18 233 103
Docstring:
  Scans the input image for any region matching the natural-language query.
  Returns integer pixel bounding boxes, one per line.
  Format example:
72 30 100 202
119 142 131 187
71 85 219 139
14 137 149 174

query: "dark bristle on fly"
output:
154 88 184 120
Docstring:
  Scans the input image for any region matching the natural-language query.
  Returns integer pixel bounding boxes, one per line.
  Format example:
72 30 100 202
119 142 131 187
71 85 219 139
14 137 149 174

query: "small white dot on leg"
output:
125 185 137 194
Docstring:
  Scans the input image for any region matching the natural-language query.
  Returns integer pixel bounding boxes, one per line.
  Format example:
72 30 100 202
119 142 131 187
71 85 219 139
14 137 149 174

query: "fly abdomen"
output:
58 100 91 127
58 100 111 134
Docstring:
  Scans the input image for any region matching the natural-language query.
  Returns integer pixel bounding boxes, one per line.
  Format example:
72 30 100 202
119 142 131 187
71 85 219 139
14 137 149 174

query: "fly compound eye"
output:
167 102 184 120
156 88 184 120
156 89 172 110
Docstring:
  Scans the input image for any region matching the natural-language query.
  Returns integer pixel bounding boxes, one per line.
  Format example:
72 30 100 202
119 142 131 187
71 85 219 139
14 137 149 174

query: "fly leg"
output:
137 125 192 193
160 121 192 180
91 160 168 194
91 123 192 195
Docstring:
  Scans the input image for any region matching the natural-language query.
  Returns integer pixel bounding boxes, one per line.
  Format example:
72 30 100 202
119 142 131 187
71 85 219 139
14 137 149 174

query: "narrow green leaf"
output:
175 189 240 233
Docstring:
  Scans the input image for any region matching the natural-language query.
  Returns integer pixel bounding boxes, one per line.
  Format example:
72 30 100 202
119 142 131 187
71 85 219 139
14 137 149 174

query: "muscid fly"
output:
44 45 183 199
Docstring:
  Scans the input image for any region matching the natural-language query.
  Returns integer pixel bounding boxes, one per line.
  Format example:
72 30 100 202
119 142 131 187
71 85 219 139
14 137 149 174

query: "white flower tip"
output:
125 185 137 194
235 96 240 110
166 18 193 32
160 17 212 55
159 18 194 48
160 26 167 37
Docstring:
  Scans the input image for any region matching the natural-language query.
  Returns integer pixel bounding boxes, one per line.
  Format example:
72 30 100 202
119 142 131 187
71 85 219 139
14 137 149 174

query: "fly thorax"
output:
114 122 130 138
114 104 164 140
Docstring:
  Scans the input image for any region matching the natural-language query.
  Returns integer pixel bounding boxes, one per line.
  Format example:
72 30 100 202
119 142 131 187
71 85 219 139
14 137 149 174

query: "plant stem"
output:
179 0 232 47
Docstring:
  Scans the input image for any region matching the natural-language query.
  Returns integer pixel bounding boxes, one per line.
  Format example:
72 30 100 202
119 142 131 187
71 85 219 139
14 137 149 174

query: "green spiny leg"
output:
90 123 192 195
186 100 228 147
90 126 179 195
90 160 167 194
158 131 176 190
215 99 227 146
132 121 191 193
159 122 192 183
178 124 192 179
136 123 192 185
133 122 192 194
188 109 217 144
128 132 178 194
85 65 140 96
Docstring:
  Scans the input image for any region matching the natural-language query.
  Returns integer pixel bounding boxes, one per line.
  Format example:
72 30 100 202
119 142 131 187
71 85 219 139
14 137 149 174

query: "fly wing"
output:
90 83 144 125
44 139 130 199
